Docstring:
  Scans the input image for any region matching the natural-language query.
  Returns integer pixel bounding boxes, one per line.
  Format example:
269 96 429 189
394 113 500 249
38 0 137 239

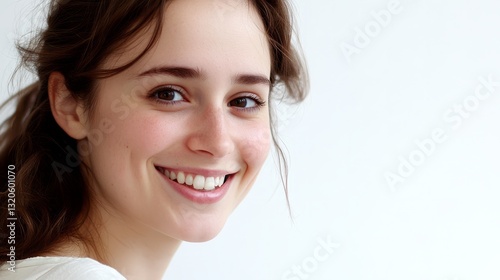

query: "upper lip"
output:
154 165 238 177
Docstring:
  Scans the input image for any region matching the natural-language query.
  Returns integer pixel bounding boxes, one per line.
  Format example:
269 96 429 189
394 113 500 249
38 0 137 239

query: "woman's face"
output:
79 0 271 242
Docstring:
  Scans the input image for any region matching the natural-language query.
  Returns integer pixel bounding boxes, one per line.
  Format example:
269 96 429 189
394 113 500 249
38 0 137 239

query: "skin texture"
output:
48 0 272 279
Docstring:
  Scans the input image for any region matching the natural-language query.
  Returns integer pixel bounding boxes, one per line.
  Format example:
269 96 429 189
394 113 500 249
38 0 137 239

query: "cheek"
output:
82 111 181 207
82 109 176 190
114 114 172 152
100 108 182 156
238 123 271 171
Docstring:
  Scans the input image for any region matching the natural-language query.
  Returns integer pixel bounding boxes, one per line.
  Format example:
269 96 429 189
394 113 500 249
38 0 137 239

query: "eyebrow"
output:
138 66 270 86
138 66 202 79
234 74 271 87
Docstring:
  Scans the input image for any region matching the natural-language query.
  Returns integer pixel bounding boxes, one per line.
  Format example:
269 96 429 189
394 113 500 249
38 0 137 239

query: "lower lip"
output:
157 170 233 204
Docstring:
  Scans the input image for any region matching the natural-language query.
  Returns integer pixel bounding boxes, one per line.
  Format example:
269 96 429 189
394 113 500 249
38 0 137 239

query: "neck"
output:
48 205 181 280
84 206 181 280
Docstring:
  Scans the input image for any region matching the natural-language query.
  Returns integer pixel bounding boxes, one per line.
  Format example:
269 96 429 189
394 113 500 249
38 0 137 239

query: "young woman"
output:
0 0 307 279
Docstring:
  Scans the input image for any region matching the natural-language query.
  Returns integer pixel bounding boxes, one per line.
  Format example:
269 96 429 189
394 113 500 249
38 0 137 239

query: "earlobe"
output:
48 72 88 140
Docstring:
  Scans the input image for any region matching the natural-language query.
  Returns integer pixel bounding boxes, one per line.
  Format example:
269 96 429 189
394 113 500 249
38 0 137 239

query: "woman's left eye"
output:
228 96 265 110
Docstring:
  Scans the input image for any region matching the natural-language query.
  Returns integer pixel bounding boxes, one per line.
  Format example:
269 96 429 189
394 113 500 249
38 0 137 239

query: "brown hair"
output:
0 0 308 262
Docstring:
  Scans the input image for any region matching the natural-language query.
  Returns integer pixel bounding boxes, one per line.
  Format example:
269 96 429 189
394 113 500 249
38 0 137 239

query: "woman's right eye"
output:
149 86 186 105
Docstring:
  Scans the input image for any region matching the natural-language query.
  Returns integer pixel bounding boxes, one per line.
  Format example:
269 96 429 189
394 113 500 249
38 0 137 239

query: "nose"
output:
186 105 235 158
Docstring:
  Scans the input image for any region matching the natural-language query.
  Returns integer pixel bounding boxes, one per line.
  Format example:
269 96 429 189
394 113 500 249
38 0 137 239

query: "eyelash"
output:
147 85 266 111
230 94 266 112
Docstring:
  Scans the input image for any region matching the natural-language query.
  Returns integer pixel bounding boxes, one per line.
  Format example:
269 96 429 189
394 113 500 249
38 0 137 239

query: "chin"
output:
163 210 230 243
178 224 225 243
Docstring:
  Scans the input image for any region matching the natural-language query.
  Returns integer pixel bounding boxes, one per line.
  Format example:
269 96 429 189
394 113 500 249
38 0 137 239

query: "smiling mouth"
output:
155 166 231 191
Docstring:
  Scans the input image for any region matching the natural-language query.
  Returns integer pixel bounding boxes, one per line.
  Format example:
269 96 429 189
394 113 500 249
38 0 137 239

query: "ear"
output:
48 72 88 140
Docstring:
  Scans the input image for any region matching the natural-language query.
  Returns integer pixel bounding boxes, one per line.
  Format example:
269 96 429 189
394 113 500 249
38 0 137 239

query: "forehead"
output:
106 0 271 77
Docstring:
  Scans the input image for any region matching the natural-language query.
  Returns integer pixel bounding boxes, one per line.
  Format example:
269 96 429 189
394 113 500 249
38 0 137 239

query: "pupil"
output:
232 98 247 107
159 90 174 100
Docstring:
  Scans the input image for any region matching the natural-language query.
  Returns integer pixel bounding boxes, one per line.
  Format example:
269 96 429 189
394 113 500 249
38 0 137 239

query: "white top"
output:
0 257 126 279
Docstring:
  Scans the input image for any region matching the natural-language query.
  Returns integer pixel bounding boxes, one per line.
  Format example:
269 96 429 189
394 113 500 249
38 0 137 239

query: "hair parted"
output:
0 0 308 261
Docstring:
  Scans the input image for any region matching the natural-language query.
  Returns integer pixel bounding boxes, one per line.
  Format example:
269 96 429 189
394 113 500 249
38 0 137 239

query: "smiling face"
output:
78 0 272 242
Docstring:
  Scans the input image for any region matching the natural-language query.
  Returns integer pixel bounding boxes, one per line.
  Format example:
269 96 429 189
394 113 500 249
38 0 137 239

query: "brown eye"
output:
229 97 251 108
152 88 184 101
228 96 264 109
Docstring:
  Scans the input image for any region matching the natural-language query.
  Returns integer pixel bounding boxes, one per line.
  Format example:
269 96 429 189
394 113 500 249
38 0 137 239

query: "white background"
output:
2 1 500 280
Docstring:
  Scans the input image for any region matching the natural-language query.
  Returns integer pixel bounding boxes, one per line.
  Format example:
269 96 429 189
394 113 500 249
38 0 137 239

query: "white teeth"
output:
193 175 205 190
185 174 193 186
205 177 215 190
159 168 229 190
177 172 185 184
